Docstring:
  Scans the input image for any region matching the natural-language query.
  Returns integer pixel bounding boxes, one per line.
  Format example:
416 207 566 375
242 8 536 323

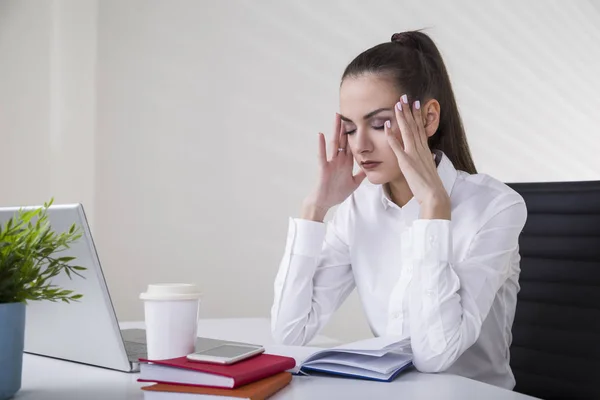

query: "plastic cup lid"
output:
140 283 202 301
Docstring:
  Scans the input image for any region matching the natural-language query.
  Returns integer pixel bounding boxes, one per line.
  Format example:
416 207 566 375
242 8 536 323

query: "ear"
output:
422 99 441 138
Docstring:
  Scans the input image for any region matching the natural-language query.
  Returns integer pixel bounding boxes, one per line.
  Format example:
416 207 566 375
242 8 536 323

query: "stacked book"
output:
138 335 414 398
138 353 295 400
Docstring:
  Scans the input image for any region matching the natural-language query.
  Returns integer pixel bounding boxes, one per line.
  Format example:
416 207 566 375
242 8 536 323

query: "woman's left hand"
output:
384 94 451 220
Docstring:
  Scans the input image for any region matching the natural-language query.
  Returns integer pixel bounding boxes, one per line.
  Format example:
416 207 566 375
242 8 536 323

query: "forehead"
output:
339 74 399 119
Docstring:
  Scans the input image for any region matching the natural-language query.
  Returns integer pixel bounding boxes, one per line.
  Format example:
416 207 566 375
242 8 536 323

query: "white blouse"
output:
270 151 527 389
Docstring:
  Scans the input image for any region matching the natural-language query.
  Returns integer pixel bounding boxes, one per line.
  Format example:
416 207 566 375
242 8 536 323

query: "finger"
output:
353 169 367 184
395 95 415 153
402 98 421 149
318 132 327 167
412 100 428 149
331 113 341 158
385 119 405 160
338 120 349 156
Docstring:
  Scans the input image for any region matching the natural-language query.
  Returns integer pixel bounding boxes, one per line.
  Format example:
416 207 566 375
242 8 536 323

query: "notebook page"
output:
303 351 412 375
333 336 411 352
139 363 234 387
301 362 397 381
301 336 412 364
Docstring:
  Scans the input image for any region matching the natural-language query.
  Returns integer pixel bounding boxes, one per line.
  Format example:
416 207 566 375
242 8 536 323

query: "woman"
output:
270 30 527 390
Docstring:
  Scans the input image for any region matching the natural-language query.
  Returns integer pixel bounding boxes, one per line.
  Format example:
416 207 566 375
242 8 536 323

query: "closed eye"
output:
345 125 385 135
345 123 384 135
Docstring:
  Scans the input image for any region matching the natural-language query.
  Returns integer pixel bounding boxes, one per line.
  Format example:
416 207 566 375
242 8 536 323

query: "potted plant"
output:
0 200 85 400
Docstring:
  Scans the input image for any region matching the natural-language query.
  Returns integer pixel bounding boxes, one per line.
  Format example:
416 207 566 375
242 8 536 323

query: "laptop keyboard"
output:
124 341 147 359
120 329 259 363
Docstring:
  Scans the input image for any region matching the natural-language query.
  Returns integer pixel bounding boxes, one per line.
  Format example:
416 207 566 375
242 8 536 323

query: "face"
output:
339 74 405 185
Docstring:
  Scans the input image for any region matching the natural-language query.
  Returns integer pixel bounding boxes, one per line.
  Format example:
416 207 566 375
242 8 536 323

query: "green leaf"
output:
0 199 87 304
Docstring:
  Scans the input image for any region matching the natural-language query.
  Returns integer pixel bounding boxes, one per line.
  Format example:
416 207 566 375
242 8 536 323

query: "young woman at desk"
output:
270 30 527 390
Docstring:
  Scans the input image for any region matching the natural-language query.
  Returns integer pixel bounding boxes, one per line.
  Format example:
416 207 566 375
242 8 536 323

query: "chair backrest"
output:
506 180 600 400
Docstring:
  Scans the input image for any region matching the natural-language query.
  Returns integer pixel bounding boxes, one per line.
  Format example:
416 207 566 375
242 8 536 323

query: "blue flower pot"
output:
0 303 25 400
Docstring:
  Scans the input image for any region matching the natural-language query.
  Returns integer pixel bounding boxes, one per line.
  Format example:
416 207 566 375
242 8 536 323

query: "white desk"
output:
17 318 538 400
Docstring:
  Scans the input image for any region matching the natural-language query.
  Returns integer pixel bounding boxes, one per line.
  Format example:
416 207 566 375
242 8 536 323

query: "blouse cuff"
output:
289 217 327 257
411 219 453 265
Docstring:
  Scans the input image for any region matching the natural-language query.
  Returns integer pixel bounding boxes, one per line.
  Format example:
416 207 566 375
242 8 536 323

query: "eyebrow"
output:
339 107 392 122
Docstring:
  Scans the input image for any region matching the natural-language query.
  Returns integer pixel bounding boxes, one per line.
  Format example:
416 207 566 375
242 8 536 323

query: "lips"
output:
361 161 381 170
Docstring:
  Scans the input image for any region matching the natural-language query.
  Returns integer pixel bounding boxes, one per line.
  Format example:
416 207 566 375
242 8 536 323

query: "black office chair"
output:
506 180 600 400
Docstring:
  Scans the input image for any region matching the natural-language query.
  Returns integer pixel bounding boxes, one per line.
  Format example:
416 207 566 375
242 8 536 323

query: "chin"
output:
365 172 391 185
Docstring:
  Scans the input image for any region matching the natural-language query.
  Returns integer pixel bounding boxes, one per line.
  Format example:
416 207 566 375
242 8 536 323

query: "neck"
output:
385 178 413 208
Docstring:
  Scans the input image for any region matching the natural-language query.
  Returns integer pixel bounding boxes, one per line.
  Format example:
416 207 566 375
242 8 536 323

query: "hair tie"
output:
390 33 403 43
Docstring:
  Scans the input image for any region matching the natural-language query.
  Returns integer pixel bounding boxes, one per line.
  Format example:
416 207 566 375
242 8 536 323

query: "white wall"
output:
2 0 600 342
0 0 97 222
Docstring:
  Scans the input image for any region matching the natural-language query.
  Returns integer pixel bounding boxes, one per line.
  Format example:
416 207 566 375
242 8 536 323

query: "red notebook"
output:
138 354 296 389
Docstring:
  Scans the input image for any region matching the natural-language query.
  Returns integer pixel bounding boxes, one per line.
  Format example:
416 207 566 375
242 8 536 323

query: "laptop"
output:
0 203 237 372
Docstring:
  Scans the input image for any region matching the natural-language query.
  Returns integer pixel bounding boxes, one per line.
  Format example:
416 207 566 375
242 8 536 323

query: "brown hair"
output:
341 30 477 174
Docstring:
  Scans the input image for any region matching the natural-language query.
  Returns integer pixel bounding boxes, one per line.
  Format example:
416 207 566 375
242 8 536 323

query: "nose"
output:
354 128 373 154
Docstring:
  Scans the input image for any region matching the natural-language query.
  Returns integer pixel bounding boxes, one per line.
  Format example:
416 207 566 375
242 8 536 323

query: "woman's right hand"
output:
301 113 367 222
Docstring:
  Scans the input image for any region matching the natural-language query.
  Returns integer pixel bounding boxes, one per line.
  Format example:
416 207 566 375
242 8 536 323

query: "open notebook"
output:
265 336 413 382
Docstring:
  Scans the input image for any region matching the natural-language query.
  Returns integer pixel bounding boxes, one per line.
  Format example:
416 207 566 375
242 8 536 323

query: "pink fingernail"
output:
415 100 420 109
401 94 408 104
396 102 402 111
385 120 391 128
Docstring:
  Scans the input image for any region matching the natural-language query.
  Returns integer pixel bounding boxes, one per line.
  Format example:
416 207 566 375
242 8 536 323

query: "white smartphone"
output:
186 344 265 365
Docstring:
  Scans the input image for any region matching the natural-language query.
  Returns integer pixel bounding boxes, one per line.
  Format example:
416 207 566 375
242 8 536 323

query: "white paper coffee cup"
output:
140 283 202 360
